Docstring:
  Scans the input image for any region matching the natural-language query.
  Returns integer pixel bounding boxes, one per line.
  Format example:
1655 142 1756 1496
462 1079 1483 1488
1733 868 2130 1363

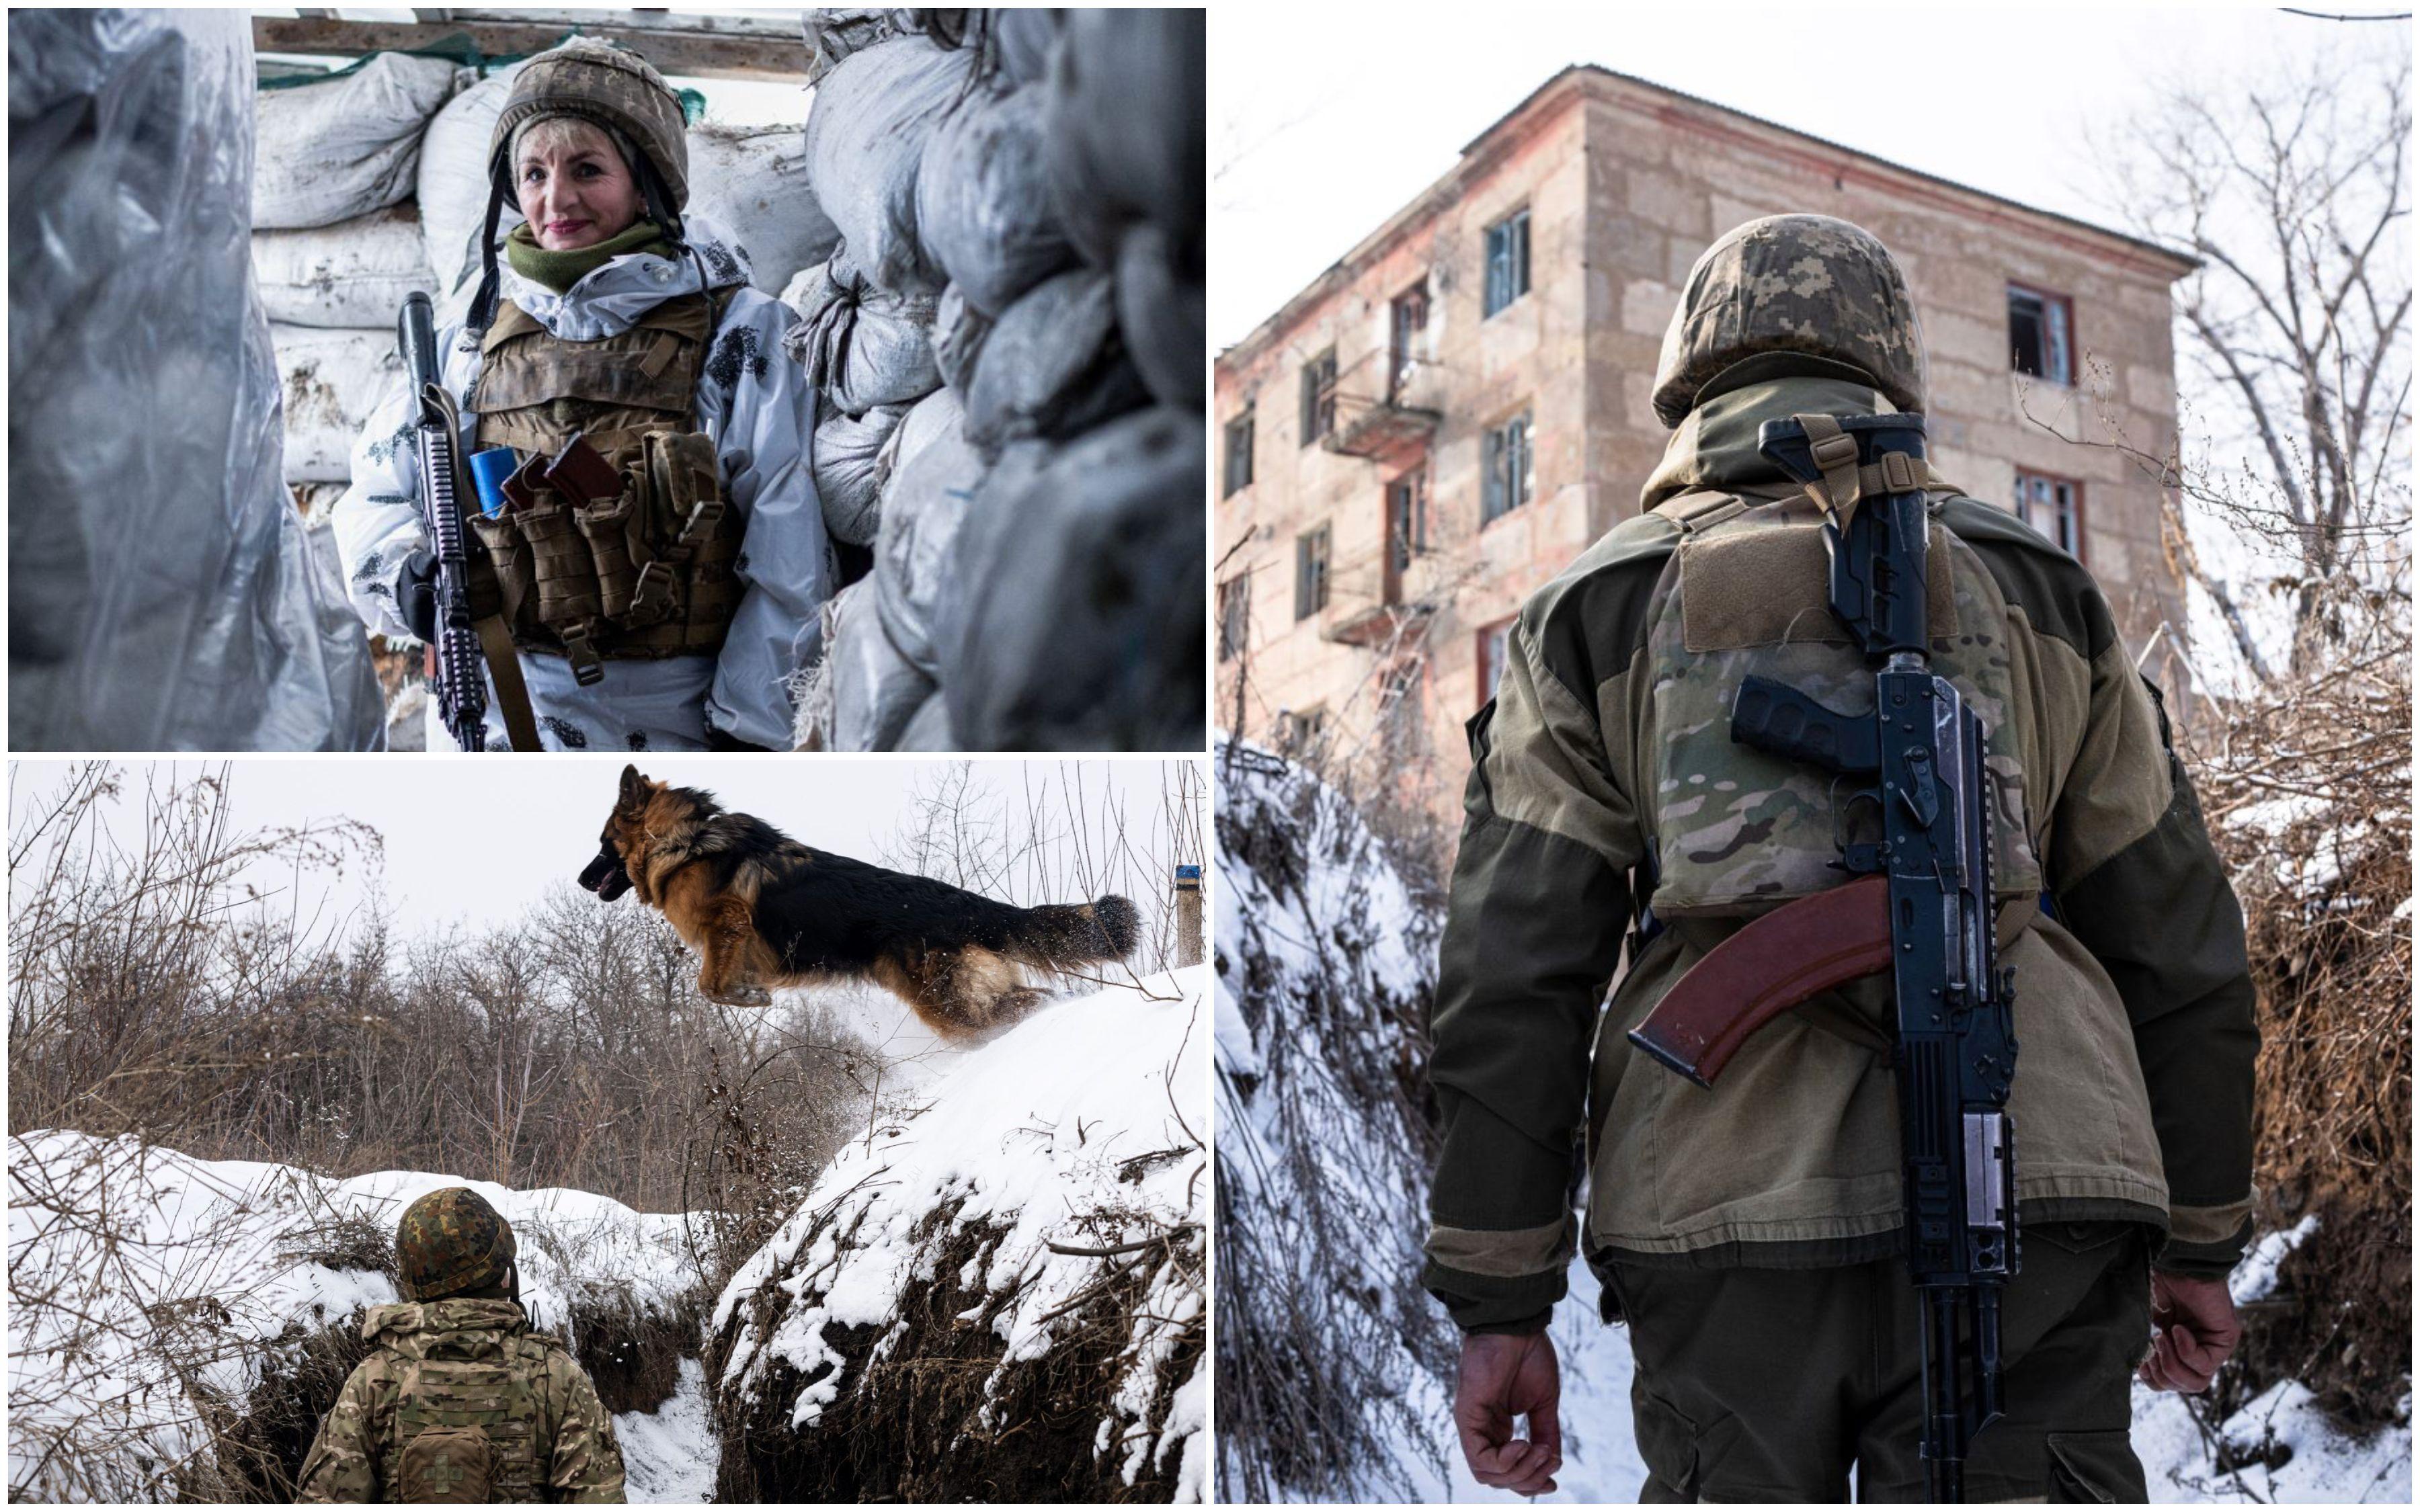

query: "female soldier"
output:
333 38 827 751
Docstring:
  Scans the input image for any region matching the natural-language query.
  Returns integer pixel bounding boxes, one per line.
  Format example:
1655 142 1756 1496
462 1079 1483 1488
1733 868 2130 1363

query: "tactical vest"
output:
465 286 745 682
380 1336 552 1502
1640 486 2046 922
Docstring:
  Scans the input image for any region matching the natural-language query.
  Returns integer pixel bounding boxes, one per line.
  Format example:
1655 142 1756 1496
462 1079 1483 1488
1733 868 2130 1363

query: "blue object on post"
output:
468 446 519 517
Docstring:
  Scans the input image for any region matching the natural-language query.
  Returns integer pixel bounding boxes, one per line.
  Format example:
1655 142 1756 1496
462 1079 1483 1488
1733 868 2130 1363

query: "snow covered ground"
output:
714 968 1209 1501
7 1130 711 1502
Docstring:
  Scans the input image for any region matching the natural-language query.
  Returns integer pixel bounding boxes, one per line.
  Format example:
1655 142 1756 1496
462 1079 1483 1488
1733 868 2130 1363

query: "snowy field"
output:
6 1130 711 1503
715 968 1210 1500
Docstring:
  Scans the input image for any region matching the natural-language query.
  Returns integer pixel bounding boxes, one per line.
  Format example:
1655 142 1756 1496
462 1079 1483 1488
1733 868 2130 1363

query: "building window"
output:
1217 577 1249 661
1482 411 1533 525
1223 408 1254 497
1380 661 1424 758
2007 284 2074 386
1294 523 1331 620
1476 618 1515 708
1387 469 1427 571
1299 347 1336 447
2013 470 2085 558
1278 706 1328 760
1484 208 1531 317
1389 282 1429 401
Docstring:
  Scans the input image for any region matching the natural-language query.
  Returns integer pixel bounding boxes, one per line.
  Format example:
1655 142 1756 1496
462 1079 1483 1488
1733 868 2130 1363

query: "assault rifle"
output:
1628 413 2018 1503
398 292 490 751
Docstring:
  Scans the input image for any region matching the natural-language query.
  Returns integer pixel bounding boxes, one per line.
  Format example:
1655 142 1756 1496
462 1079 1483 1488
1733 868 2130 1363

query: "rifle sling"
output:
476 612 542 753
1627 875 1893 1087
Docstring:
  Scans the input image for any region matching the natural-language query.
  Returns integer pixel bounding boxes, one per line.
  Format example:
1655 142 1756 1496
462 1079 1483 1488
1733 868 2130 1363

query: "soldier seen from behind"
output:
1423 214 2257 1502
296 1187 626 1502
333 38 828 753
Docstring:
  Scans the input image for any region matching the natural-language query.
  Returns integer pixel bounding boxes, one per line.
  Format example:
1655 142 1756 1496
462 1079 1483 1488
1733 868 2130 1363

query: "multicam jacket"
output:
1422 374 2259 1333
295 1298 627 1503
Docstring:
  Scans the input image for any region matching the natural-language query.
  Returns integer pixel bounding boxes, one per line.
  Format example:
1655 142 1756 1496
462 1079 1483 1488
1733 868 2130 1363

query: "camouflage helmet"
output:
1650 214 1926 429
395 1187 518 1302
489 38 689 210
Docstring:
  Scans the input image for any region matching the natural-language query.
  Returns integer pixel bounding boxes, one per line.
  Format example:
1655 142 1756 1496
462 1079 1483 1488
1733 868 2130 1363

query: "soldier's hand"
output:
2139 1269 2241 1394
1455 1329 1562 1496
401 548 439 643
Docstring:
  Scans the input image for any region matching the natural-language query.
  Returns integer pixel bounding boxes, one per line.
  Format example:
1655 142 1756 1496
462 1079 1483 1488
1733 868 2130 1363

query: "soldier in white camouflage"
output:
296 1187 627 1503
1425 214 2257 1502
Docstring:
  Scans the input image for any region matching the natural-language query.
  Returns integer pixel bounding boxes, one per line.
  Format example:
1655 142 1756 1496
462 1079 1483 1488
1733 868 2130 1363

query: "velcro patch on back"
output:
1680 521 1959 652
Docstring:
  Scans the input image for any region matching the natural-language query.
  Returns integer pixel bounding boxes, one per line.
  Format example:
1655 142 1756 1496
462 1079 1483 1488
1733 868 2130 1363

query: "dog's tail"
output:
1018 894 1141 966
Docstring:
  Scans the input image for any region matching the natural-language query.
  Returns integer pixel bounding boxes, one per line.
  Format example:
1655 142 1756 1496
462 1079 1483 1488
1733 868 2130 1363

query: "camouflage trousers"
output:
1601 1220 2154 1503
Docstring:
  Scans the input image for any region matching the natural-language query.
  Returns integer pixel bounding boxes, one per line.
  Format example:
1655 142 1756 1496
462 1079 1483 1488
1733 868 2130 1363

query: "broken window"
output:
1482 411 1533 525
1299 347 1336 447
1484 208 1531 317
2013 469 2084 558
2007 284 2073 386
1295 523 1331 620
1477 618 1514 707
1223 407 1254 497
1217 577 1249 661
1386 468 1428 589
1390 282 1430 401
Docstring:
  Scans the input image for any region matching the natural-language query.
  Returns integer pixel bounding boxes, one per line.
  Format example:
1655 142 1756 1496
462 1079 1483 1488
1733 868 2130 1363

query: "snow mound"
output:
1213 741 1455 1501
8 1130 706 1502
711 970 1209 1502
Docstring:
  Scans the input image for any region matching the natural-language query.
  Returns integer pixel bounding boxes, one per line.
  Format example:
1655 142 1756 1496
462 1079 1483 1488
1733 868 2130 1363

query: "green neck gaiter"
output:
504 218 674 293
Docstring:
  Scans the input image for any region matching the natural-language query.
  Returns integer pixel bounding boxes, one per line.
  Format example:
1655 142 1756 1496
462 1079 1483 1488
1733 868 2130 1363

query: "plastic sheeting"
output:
9 8 385 749
253 203 439 329
252 50 460 230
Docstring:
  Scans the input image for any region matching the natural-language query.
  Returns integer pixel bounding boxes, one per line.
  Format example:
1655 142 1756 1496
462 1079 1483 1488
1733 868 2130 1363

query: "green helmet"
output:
489 36 689 210
395 1187 518 1302
1650 213 1927 429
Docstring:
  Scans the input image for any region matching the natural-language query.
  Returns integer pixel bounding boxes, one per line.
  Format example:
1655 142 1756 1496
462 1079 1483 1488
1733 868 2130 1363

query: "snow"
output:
714 968 1209 1497
616 1357 717 1503
7 1130 707 1503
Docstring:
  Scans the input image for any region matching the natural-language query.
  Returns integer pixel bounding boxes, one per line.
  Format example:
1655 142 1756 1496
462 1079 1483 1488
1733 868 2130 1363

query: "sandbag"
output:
1043 10 1203 268
801 35 977 295
1115 221 1205 410
253 204 439 329
914 83 1076 317
992 9 1061 86
943 409 1204 751
824 579 934 751
931 283 992 392
9 8 384 749
963 268 1150 458
418 62 524 298
687 123 838 294
801 9 906 84
272 325 408 484
894 691 957 749
254 52 462 230
784 252 942 415
813 401 912 546
873 388 987 677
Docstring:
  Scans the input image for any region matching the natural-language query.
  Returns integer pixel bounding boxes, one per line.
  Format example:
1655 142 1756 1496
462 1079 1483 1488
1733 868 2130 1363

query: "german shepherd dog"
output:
578 766 1140 1037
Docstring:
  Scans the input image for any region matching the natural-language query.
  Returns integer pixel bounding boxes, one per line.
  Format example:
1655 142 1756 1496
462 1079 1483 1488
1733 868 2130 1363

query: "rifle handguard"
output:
1627 875 1893 1087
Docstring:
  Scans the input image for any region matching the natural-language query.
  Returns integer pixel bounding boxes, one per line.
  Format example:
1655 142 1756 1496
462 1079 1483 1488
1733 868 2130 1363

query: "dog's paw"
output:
705 983 773 1007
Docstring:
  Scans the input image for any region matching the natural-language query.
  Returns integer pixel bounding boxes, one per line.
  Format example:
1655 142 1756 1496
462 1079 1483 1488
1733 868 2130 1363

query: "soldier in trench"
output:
332 38 828 753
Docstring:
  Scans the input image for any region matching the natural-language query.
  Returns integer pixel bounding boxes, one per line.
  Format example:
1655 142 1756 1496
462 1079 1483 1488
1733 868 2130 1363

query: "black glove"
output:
401 548 438 643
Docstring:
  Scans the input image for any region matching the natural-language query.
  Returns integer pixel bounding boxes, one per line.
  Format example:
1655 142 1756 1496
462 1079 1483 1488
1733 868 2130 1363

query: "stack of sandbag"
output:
789 9 1204 752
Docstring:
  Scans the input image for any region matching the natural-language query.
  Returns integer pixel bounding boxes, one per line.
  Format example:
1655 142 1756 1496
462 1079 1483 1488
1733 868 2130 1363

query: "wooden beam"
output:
251 11 808 81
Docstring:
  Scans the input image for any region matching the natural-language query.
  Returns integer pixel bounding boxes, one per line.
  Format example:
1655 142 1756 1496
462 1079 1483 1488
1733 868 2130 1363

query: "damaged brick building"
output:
1214 65 2197 812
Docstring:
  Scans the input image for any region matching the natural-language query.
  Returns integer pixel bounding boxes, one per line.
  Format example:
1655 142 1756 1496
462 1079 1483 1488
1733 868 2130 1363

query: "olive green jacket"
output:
1423 376 2259 1333
295 1298 627 1503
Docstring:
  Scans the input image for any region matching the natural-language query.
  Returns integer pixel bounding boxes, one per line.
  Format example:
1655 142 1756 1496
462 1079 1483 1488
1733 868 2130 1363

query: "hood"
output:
360 1296 529 1359
496 211 754 341
1641 374 1892 512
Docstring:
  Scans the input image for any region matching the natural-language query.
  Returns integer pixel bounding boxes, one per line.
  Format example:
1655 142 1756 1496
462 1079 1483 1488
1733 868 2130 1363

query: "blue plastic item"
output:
469 446 519 517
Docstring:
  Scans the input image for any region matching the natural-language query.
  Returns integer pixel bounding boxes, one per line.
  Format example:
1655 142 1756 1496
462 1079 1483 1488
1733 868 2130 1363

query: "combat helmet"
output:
1650 213 1927 429
467 37 692 332
395 1187 518 1302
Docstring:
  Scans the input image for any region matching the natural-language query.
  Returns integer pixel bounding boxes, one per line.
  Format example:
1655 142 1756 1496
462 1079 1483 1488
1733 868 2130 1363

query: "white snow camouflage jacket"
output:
330 214 829 751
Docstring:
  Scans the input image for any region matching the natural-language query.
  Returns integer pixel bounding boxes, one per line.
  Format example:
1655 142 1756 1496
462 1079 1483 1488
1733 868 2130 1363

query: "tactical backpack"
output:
385 1337 553 1503
465 283 746 683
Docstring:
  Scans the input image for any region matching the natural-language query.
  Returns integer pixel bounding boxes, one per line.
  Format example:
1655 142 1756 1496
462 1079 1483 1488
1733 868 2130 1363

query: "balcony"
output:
1321 350 1445 461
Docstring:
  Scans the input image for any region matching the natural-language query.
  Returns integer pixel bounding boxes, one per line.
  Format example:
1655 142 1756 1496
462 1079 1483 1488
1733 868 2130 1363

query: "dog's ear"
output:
618 764 651 812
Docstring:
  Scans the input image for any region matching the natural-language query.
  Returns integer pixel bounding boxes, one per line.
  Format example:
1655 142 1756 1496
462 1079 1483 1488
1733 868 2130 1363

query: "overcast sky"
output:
7 757 1199 943
1210 3 2410 349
